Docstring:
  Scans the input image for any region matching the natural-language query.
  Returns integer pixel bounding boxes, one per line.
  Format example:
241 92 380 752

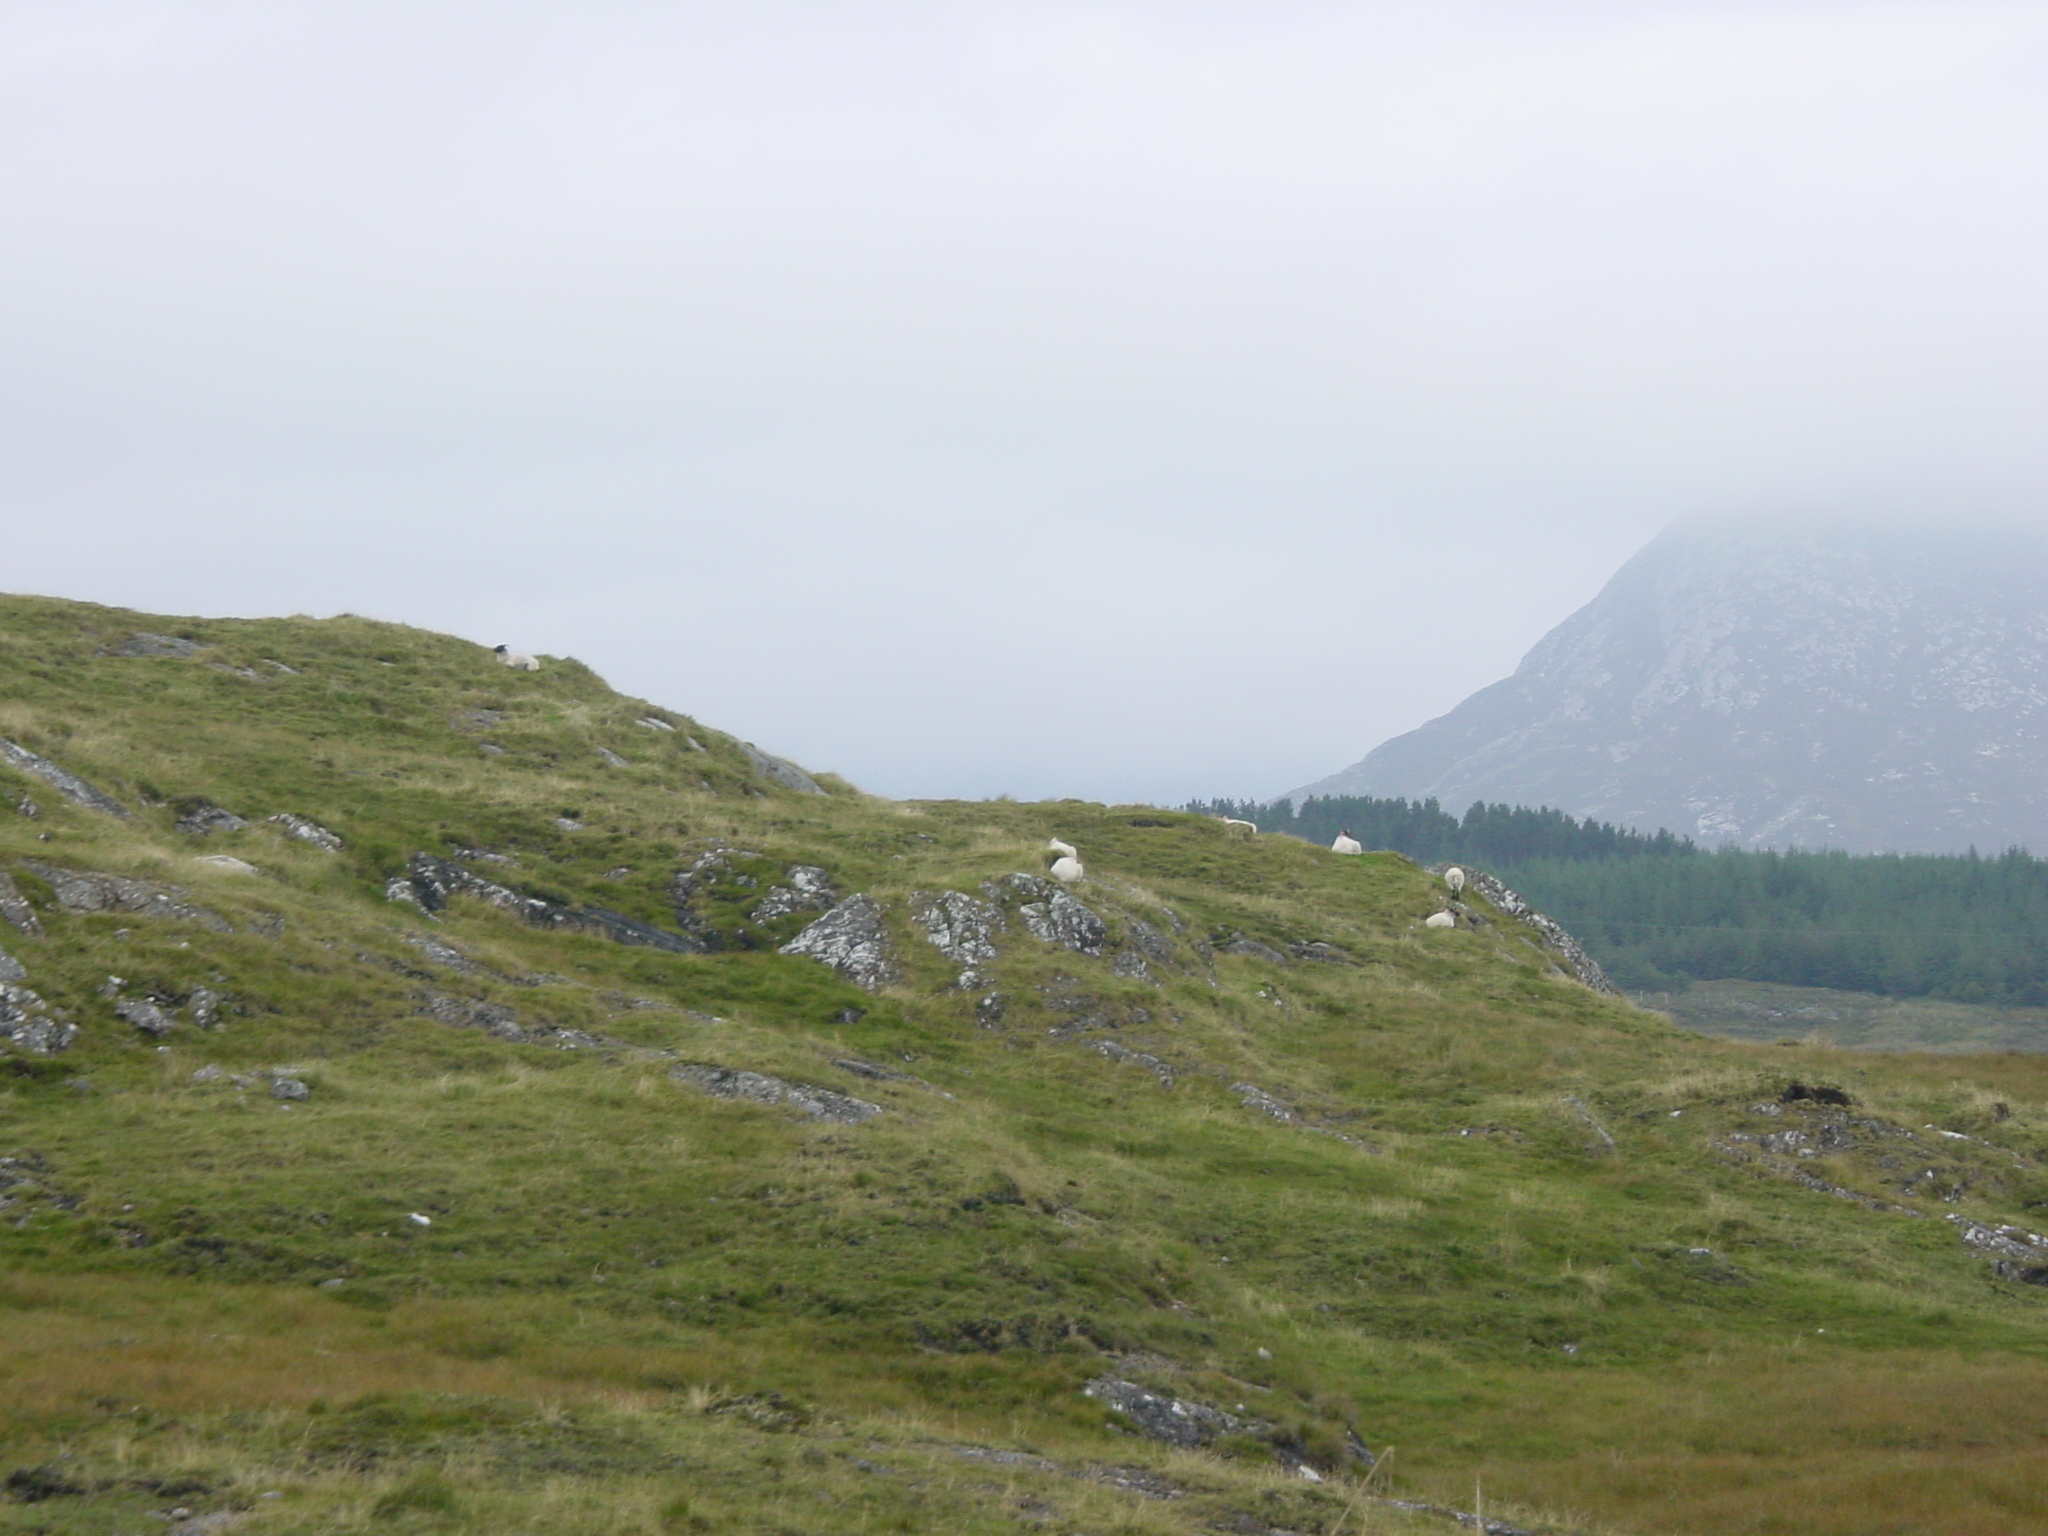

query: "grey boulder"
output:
672 1063 881 1123
779 894 898 991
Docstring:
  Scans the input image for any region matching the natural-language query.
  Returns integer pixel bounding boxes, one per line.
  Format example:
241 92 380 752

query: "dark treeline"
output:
1186 793 2048 1005
1187 794 1698 865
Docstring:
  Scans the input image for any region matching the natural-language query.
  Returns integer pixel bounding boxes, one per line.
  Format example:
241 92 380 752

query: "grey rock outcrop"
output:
672 1063 881 1123
0 984 75 1054
752 865 839 922
0 947 22 985
739 742 826 796
114 997 177 1037
1289 517 2048 854
105 632 203 658
266 813 343 851
1949 1214 2048 1285
1083 1377 1250 1448
20 862 231 932
416 991 605 1050
175 801 247 835
391 854 704 953
779 894 898 991
910 890 1005 986
1019 890 1107 957
1461 870 1619 995
0 874 40 937
0 740 130 818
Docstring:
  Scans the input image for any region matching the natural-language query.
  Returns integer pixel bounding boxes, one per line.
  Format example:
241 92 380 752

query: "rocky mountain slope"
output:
1291 517 2048 853
2 593 2048 1536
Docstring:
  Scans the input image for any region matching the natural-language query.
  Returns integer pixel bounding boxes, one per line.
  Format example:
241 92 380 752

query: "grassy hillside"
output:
2 594 2047 1536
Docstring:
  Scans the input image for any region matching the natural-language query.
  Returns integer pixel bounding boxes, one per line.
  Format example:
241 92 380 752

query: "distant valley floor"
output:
1643 978 2048 1053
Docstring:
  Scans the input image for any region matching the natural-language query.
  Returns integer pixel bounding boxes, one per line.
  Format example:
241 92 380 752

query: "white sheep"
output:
1047 838 1078 859
1046 842 1085 884
1219 818 1258 837
1331 829 1364 855
493 644 540 672
1445 865 1466 895
1423 910 1456 929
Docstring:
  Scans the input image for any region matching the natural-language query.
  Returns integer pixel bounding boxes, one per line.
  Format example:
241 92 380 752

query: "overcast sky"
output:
4 2 2045 804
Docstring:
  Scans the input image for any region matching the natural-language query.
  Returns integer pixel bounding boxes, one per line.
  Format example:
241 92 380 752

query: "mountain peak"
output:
1290 516 2048 852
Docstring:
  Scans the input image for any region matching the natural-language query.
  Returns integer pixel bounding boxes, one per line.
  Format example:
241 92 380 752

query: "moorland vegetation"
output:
0 596 2045 1536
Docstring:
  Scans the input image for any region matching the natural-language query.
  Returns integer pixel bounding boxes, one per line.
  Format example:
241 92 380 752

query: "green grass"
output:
2 593 2048 1534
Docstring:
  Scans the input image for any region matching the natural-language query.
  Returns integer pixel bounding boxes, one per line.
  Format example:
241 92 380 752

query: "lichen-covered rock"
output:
1020 891 1108 957
780 894 898 991
115 997 177 1037
739 742 826 795
1233 1082 1296 1121
193 855 259 875
393 854 704 953
415 991 605 1050
105 631 203 658
20 861 231 932
175 801 247 835
1083 1377 1249 1448
269 1075 310 1101
910 890 1005 986
1950 1214 2048 1285
0 873 38 938
0 984 75 1054
266 813 344 851
0 947 22 985
752 865 839 923
672 1063 881 1123
1221 936 1289 965
188 988 222 1028
1459 869 1619 995
0 739 130 818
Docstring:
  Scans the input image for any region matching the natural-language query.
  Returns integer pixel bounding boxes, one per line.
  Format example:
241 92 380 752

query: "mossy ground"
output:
1 594 2046 1535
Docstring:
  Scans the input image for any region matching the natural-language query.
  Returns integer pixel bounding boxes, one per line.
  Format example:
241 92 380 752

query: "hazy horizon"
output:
5 2 2045 804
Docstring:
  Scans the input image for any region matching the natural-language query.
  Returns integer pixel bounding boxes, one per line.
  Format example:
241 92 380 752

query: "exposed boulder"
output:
114 997 177 1037
1221 936 1289 966
752 865 839 923
0 874 39 937
739 742 826 795
909 890 1004 986
780 894 898 991
194 856 259 875
391 854 704 954
1949 1214 2048 1286
1019 891 1108 957
104 632 203 658
266 813 343 851
1460 870 1619 995
415 991 605 1050
0 984 75 1054
1083 1377 1250 1449
19 861 231 932
175 801 247 835
672 1063 881 1123
0 947 22 985
0 739 130 818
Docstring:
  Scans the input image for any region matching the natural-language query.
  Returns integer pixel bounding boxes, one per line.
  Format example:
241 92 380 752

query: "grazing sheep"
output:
1331 830 1364 855
1047 844 1085 884
1047 838 1078 860
1423 910 1456 929
492 644 540 672
1220 818 1257 837
1444 866 1466 895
